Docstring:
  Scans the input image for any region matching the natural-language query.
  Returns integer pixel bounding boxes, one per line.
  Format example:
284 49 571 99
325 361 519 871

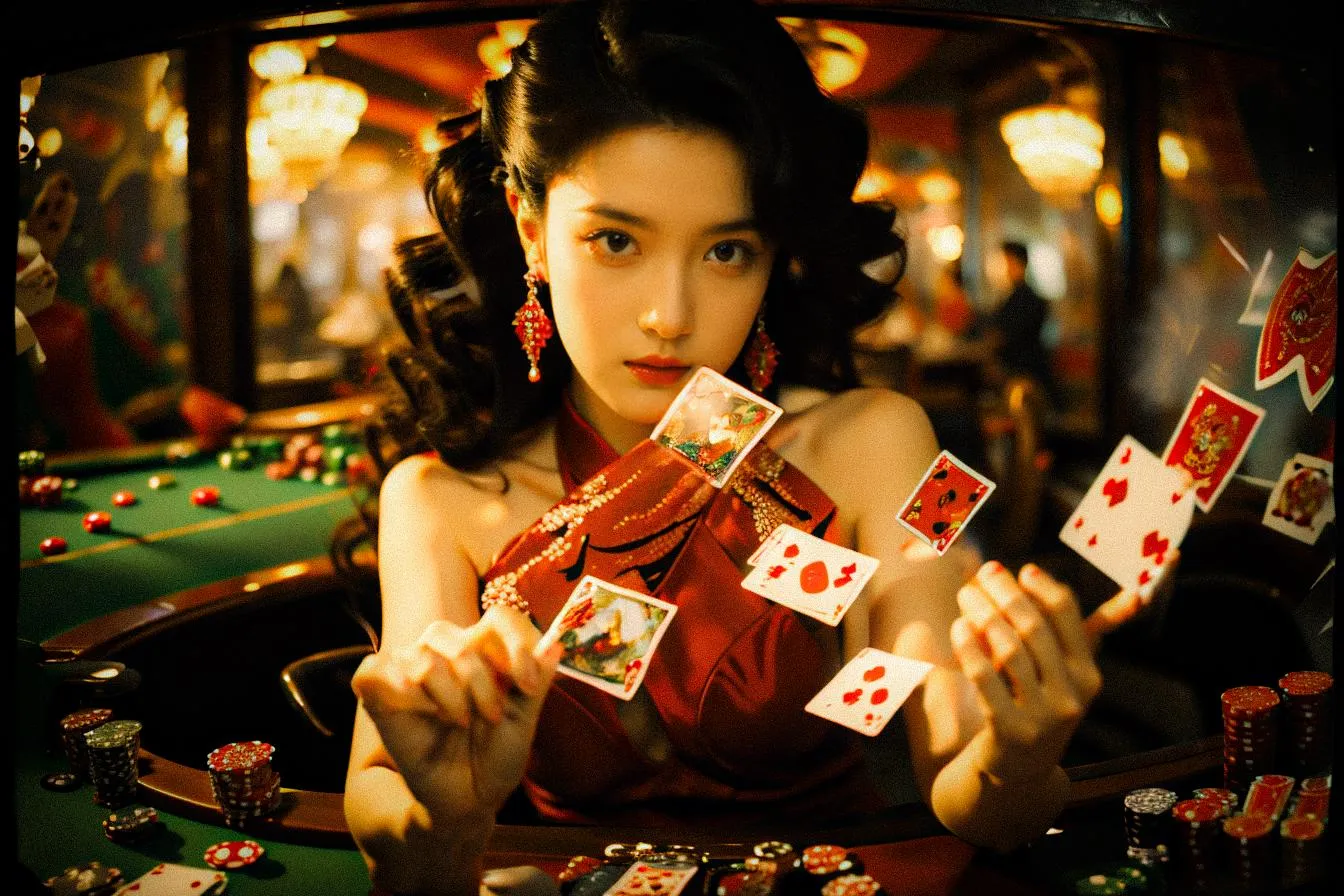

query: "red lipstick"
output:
625 355 691 387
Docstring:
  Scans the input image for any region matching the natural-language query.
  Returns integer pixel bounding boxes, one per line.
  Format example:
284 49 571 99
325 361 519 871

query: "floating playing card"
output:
602 861 699 896
804 647 934 737
1162 379 1265 512
1262 453 1334 545
112 862 228 895
650 366 782 488
895 450 996 555
1061 435 1195 601
1255 248 1336 411
740 524 879 626
534 575 677 700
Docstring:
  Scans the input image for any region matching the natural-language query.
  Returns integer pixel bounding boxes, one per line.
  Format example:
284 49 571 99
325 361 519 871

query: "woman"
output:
345 2 1143 892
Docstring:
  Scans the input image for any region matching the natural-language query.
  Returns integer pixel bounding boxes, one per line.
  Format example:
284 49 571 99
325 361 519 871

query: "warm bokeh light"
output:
20 76 42 117
249 42 308 81
1159 130 1190 180
1095 182 1123 227
479 20 535 78
927 224 965 262
917 170 961 205
1000 104 1105 197
853 164 897 202
162 107 189 177
36 128 62 158
781 19 868 93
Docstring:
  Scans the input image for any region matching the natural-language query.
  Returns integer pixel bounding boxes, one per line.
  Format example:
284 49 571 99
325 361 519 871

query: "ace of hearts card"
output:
1255 248 1336 412
804 647 934 737
895 450 996 555
741 523 879 626
534 575 678 700
1060 435 1195 601
1162 378 1266 512
650 366 782 488
1262 453 1334 545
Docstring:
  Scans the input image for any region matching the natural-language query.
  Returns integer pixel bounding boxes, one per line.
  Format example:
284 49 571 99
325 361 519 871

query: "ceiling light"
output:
1000 103 1104 198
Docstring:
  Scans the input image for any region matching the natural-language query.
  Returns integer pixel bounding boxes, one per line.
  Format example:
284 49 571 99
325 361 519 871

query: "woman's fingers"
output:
950 616 1016 720
956 580 1040 702
975 563 1070 690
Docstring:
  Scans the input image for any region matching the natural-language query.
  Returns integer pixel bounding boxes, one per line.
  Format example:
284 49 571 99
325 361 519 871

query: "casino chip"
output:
39 536 68 557
43 861 123 896
204 839 265 869
103 805 161 843
41 771 80 792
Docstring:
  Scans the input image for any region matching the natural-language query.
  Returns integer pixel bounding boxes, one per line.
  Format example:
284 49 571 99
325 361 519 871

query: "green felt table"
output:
16 439 377 895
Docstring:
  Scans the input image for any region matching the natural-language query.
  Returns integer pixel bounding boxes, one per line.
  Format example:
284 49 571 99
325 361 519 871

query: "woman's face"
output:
524 125 775 450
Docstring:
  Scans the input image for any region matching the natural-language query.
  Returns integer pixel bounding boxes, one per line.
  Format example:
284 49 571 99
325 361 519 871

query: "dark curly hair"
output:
340 0 907 578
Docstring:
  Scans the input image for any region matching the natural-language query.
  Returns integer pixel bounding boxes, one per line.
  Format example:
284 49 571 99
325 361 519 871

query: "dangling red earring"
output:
513 269 554 383
745 309 779 393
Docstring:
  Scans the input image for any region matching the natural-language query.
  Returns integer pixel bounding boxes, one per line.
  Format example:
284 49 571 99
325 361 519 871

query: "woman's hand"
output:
351 606 560 822
948 560 1145 785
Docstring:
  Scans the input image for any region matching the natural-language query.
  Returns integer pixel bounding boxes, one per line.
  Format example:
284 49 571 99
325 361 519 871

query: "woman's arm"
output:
344 455 557 895
833 389 1141 852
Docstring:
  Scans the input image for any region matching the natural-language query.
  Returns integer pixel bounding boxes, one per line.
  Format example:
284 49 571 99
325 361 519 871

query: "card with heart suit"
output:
805 647 934 737
1060 435 1195 601
602 861 700 896
741 524 879 626
1262 453 1334 545
895 450 996 555
650 366 782 488
1162 378 1265 512
112 863 227 896
534 575 678 700
1254 248 1336 412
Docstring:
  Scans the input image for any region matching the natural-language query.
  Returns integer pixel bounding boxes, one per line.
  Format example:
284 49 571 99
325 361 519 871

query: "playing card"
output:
534 575 678 700
1162 379 1266 512
804 647 934 737
112 862 228 895
650 366 782 488
740 524 878 626
1262 453 1334 545
895 450 996 555
601 861 699 896
1060 435 1195 601
1255 248 1336 411
747 522 790 567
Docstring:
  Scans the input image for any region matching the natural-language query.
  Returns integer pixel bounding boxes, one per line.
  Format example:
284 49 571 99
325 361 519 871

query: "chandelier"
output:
999 60 1104 199
249 41 367 194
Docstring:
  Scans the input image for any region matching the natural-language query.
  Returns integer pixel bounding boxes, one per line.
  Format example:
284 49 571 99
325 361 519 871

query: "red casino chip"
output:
204 839 265 869
802 845 852 875
191 485 221 507
558 856 603 883
82 511 112 533
821 874 883 896
1279 670 1333 696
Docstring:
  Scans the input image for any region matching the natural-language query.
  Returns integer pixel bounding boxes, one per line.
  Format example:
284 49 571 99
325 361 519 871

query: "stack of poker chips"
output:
1221 685 1280 797
84 719 143 808
798 845 864 890
254 425 369 487
59 707 113 779
102 804 162 843
1242 773 1295 821
206 740 282 827
1169 797 1227 892
1221 812 1277 891
1279 814 1327 888
1121 787 1177 865
1277 670 1332 778
1288 774 1330 821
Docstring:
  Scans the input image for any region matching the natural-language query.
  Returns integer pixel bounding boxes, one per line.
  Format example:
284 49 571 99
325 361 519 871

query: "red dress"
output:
478 396 889 828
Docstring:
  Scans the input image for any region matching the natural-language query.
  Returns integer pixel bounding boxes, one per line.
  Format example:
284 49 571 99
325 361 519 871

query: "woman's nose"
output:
636 265 693 340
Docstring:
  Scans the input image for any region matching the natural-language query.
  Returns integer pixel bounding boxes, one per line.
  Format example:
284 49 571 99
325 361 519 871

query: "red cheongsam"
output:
478 395 889 828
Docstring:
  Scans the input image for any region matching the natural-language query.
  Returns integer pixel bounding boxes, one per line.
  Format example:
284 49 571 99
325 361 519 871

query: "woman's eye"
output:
584 230 636 258
706 240 757 268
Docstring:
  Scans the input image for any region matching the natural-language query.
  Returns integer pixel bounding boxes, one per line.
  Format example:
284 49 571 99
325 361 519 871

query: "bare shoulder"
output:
777 386 941 521
378 423 564 576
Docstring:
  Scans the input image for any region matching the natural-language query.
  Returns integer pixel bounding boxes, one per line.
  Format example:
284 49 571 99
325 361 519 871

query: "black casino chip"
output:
43 861 123 896
40 772 80 792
